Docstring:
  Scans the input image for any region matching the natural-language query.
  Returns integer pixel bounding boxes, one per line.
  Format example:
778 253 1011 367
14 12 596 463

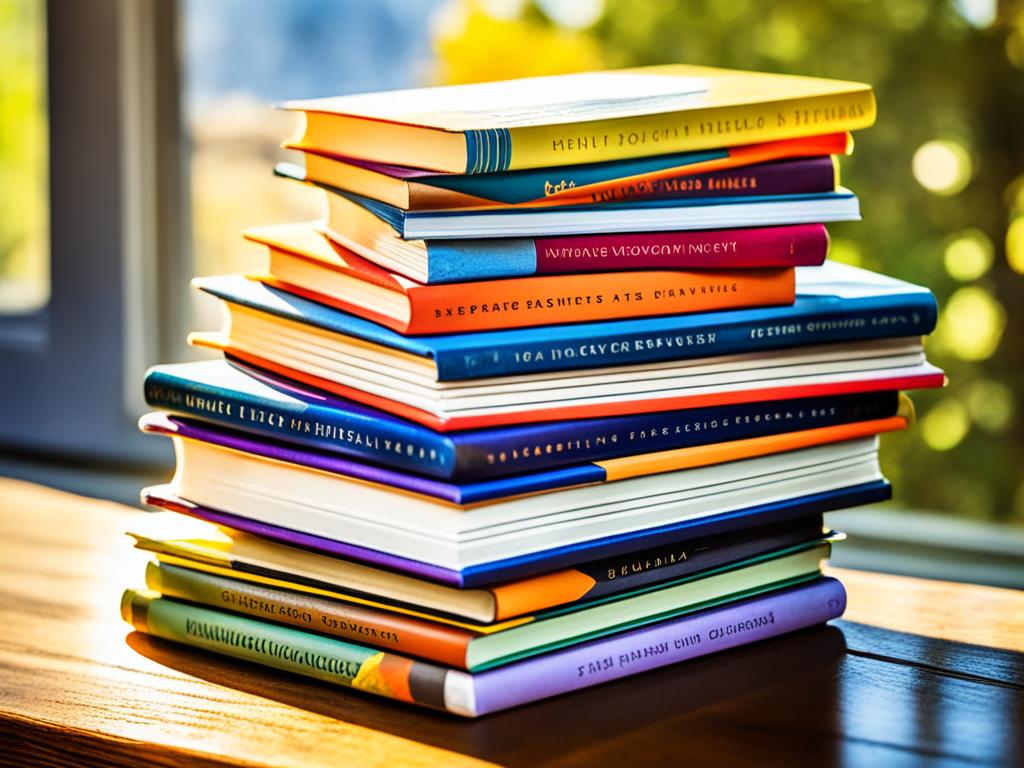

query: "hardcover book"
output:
139 430 886 573
190 260 940 382
141 410 908 505
302 190 829 284
143 482 887 586
190 279 942 427
121 577 848 716
244 223 796 335
143 359 904 480
290 134 847 210
282 64 875 173
129 510 827 618
319 184 860 240
142 542 828 670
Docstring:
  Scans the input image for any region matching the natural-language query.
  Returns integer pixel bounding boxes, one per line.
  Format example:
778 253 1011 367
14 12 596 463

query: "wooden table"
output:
0 478 1021 767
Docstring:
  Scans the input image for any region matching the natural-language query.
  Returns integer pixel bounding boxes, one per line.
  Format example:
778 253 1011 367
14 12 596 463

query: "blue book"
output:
193 261 938 382
296 165 860 240
144 359 903 481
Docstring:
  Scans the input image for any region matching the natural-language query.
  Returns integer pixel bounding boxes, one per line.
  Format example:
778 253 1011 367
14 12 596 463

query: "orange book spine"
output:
145 560 475 668
405 268 795 334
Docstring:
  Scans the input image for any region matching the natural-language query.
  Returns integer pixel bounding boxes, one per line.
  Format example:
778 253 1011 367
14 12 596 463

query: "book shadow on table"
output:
126 623 846 763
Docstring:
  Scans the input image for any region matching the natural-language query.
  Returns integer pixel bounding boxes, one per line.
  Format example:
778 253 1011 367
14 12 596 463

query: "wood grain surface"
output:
0 477 1021 768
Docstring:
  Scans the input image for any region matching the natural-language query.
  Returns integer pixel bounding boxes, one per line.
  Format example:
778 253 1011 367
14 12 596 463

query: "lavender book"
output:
121 577 845 717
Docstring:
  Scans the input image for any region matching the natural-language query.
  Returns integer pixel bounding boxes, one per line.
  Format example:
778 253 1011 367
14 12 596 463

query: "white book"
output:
163 435 881 570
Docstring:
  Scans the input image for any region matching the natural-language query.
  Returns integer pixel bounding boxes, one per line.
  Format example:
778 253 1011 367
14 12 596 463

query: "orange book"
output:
244 223 795 335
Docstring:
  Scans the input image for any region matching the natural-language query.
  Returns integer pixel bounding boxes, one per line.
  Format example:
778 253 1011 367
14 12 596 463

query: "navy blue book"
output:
145 358 903 481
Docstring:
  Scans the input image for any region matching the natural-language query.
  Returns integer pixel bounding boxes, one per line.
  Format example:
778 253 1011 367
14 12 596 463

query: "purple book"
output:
123 577 846 717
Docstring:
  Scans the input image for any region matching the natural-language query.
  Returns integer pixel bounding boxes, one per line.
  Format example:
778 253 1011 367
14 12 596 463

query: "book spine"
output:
415 134 849 209
498 90 876 172
145 561 472 668
121 589 463 713
468 577 846 714
143 367 459 479
532 224 827 275
452 391 898 479
572 156 837 205
407 268 795 334
434 294 937 380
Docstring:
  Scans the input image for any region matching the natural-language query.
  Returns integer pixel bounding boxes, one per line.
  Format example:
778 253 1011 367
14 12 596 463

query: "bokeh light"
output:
934 286 1006 361
912 139 972 195
954 0 998 28
966 379 1015 433
943 229 994 281
1006 216 1024 273
922 398 970 451
536 0 604 28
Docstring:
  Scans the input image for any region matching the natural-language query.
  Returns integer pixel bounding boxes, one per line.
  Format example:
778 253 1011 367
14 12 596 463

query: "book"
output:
307 191 828 284
288 132 850 210
143 482 887 587
191 290 941 428
143 360 903 480
140 432 885 572
142 542 828 670
120 576 848 716
190 260 939 382
141 410 908 505
282 64 875 173
129 510 827 618
245 223 797 335
320 185 859 240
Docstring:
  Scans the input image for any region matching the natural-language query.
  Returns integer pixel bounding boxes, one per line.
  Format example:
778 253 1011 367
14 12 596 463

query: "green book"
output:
142 542 827 671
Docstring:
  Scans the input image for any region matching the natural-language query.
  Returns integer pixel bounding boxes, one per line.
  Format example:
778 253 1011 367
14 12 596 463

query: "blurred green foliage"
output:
434 0 1024 524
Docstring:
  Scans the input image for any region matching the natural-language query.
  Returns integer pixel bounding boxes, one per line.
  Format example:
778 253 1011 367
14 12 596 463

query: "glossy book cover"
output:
291 133 848 211
283 63 875 173
130 510 827 623
142 542 828 671
192 261 939 382
121 577 847 716
143 359 903 480
139 410 907 506
244 222 797 335
141 481 890 586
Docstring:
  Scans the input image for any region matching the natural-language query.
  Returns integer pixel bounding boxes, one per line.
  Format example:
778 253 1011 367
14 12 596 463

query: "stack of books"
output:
121 65 944 717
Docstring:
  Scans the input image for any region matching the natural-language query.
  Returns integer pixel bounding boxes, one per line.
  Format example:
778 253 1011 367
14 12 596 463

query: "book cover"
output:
191 260 939 382
282 63 875 173
326 185 860 240
138 436 887 576
286 148 839 210
143 542 827 671
140 409 907 506
244 223 797 335
193 312 942 430
266 201 831 286
312 184 829 284
121 577 847 715
143 359 902 480
142 481 888 586
130 510 826 620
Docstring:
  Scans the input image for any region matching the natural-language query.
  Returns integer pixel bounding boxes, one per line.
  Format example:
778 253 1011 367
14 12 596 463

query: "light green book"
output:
143 542 828 671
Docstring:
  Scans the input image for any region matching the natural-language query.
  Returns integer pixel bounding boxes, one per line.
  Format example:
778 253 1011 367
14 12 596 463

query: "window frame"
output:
0 0 182 466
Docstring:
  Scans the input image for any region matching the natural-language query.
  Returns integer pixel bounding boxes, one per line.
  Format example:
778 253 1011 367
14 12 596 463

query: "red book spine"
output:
533 224 828 274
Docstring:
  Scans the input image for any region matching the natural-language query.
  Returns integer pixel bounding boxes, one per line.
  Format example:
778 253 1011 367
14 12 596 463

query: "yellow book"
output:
283 64 875 174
